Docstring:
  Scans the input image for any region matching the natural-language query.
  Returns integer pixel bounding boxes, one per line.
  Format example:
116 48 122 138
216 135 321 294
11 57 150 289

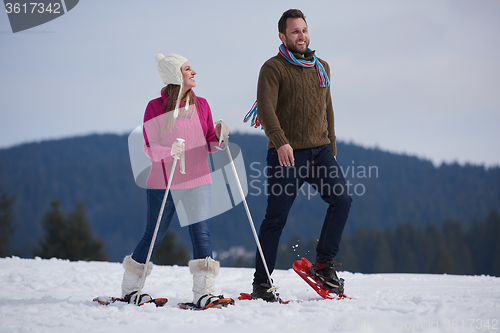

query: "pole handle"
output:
173 138 184 160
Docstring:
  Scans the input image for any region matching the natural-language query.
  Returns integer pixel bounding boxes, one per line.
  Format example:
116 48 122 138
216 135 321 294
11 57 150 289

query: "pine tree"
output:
337 236 359 272
33 200 67 259
426 223 454 274
468 210 500 276
0 189 16 257
65 201 108 261
33 199 108 261
372 230 395 273
391 224 420 273
488 211 500 277
351 227 373 272
442 219 473 274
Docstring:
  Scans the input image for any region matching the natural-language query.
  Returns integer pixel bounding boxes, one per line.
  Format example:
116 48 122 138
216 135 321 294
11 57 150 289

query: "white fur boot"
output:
121 255 153 299
189 257 234 309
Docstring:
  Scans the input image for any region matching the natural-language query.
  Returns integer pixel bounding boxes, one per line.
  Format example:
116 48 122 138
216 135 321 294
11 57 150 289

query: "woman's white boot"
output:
189 257 234 309
121 255 153 301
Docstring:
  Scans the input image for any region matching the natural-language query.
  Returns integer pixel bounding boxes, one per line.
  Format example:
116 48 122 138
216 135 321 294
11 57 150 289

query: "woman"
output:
121 53 232 309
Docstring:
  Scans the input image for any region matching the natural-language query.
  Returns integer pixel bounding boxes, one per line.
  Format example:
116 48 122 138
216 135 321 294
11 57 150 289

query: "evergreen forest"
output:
0 132 499 276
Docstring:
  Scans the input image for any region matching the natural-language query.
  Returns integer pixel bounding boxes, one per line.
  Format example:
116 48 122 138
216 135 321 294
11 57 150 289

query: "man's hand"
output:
277 144 294 166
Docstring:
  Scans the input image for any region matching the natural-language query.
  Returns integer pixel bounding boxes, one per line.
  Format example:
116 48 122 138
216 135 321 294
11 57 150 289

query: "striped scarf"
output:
278 43 330 87
244 44 330 129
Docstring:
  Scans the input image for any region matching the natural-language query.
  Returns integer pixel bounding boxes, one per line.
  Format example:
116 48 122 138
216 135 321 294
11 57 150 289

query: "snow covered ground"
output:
1 257 499 333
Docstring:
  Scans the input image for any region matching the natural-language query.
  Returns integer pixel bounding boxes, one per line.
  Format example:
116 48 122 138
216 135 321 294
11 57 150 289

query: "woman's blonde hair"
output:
161 84 197 132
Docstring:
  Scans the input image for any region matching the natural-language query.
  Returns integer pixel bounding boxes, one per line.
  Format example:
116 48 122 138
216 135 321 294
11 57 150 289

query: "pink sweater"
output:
142 92 219 190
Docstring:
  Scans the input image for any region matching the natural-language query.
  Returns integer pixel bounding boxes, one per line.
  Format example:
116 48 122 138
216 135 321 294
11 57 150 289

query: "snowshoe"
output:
239 292 290 304
178 294 234 310
93 291 168 307
293 258 350 300
309 258 345 295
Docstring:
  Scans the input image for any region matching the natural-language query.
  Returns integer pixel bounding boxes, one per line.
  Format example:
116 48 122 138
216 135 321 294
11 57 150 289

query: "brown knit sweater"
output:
256 50 336 156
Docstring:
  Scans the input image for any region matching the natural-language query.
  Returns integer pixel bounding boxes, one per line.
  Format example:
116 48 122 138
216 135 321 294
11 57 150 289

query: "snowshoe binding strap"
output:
123 291 153 305
196 294 235 309
309 260 345 295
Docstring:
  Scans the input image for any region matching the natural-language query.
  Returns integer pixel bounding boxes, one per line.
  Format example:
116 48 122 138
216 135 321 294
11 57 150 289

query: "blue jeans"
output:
254 145 352 283
131 185 212 264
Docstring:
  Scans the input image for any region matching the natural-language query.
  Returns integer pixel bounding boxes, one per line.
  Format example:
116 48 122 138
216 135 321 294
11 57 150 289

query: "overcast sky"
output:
1 0 499 166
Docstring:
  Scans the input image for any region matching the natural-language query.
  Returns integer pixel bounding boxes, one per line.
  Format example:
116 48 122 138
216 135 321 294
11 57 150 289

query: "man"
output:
251 9 352 302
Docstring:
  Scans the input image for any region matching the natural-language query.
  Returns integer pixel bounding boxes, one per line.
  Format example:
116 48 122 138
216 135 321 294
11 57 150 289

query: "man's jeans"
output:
254 145 352 283
132 185 212 264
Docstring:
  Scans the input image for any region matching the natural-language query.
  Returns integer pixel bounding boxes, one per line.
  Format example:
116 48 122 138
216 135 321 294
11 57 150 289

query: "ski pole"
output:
215 120 279 301
136 138 184 305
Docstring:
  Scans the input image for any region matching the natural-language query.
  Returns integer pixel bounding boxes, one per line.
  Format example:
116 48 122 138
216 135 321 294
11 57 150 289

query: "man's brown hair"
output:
278 9 306 34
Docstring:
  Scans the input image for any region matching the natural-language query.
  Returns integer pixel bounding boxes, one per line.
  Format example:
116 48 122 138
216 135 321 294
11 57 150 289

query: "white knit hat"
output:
155 53 187 85
155 53 189 118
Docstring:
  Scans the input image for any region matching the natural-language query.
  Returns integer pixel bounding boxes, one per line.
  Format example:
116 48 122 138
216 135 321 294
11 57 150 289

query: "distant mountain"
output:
1 132 499 262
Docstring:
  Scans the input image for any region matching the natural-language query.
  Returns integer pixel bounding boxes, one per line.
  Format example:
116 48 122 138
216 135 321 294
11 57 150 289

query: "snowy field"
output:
0 257 499 333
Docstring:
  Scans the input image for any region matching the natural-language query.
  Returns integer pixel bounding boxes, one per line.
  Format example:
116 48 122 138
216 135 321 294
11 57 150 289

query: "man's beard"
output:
284 37 309 55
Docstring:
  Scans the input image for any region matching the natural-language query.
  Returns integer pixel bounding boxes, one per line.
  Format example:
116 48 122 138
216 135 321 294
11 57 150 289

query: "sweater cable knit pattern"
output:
256 50 337 155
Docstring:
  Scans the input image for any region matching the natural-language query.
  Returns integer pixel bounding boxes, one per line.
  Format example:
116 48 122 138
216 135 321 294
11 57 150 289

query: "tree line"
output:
1 186 499 277
0 189 15 257
32 199 108 261
0 187 188 264
1 133 500 261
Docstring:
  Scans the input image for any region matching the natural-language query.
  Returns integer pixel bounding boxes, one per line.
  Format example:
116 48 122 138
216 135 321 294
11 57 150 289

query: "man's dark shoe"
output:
309 258 345 295
251 281 282 303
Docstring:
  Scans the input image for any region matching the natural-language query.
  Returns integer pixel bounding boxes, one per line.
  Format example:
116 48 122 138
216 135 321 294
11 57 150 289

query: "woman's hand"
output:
215 123 229 140
170 141 184 158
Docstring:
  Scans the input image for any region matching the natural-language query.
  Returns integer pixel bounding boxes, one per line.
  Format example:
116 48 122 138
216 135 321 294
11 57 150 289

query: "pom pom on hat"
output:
154 53 165 64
